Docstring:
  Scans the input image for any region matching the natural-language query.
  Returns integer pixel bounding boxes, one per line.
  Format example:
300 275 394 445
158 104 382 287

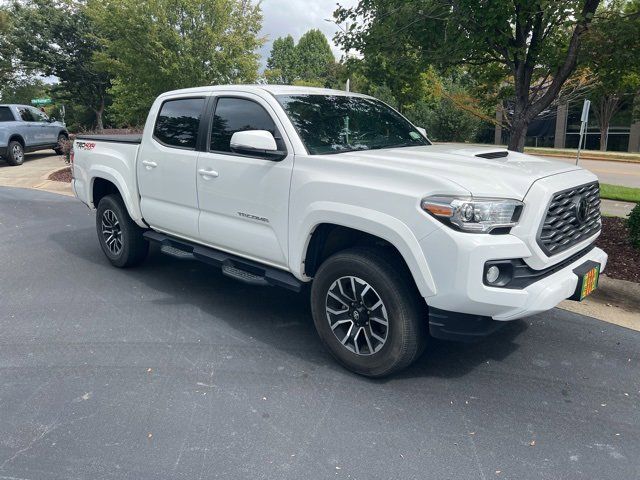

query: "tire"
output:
310 247 427 377
5 140 24 166
54 133 67 155
96 194 149 268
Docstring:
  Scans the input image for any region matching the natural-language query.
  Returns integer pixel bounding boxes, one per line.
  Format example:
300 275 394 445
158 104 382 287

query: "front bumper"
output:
420 226 607 322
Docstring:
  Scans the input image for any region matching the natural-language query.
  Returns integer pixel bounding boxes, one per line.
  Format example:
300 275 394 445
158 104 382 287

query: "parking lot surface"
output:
1 187 639 480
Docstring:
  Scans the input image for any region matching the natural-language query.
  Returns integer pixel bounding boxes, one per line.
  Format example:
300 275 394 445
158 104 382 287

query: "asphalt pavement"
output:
542 155 640 188
1 187 639 480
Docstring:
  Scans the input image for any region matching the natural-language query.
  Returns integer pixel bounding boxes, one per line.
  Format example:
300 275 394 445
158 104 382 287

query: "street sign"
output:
31 98 52 106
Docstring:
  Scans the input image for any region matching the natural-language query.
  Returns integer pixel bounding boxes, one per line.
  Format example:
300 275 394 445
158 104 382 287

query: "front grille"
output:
537 182 601 256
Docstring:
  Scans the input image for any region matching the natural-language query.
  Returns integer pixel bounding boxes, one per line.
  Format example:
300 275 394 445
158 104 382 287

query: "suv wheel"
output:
54 133 67 155
96 194 149 268
310 247 426 377
6 140 24 166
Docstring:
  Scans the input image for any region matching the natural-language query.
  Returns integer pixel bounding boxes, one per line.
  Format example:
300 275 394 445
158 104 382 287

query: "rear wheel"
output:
5 140 24 166
96 194 148 268
310 247 427 377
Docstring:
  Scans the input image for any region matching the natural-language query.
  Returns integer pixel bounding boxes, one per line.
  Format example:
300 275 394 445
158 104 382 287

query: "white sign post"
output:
576 99 591 165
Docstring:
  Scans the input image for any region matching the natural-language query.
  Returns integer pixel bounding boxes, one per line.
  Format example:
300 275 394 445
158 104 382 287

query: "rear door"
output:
16 107 38 146
137 96 207 239
196 94 294 267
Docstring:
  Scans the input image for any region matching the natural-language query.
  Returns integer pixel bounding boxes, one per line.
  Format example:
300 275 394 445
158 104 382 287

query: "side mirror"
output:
416 126 428 138
48 117 56 123
230 130 286 161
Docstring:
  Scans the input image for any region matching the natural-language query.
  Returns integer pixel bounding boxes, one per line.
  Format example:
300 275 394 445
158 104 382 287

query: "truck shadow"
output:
50 226 528 382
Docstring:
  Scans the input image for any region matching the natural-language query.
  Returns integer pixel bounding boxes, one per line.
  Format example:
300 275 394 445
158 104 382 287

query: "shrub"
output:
628 202 640 249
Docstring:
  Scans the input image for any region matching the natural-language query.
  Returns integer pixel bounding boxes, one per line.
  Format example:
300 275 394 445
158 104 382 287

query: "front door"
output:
196 94 294 268
28 107 58 144
137 96 207 239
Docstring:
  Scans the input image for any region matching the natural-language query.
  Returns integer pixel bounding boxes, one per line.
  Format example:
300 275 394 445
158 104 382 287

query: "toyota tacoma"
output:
71 85 607 377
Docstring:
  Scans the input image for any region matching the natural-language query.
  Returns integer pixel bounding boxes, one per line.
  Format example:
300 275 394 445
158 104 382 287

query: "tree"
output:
264 30 337 86
582 0 640 150
0 7 14 86
0 77 48 104
9 0 111 131
89 0 263 125
265 35 296 84
295 29 335 83
336 0 602 152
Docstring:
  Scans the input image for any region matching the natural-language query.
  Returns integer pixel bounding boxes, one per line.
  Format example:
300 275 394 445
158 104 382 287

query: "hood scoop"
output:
475 150 509 159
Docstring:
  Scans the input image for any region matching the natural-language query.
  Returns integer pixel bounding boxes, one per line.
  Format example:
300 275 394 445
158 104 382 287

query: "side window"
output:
153 98 205 149
30 108 48 122
18 108 35 122
0 107 14 122
210 97 279 153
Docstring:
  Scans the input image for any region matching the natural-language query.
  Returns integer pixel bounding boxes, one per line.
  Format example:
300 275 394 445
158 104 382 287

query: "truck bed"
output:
75 134 142 144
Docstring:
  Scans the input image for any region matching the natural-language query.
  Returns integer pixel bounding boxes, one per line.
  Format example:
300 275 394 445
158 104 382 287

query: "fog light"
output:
486 265 500 284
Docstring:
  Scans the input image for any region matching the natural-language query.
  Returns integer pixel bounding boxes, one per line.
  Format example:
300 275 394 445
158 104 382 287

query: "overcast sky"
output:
258 0 358 68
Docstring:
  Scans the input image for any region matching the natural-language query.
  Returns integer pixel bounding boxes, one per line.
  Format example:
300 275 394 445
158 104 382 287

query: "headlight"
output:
421 195 523 233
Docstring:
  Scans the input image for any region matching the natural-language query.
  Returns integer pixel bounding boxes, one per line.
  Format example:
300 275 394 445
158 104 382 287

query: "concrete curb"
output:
559 275 640 332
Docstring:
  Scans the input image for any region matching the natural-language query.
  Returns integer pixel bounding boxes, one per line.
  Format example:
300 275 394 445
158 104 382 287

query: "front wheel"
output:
54 133 67 155
96 194 148 268
310 247 427 377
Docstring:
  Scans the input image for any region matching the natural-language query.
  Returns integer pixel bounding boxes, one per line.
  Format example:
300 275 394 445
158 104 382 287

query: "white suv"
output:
71 85 607 376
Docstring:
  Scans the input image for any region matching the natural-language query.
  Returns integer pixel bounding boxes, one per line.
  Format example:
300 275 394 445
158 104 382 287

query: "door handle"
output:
198 168 219 179
142 160 158 169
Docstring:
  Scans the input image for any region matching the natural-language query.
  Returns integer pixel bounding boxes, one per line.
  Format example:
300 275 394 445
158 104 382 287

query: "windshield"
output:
276 94 430 155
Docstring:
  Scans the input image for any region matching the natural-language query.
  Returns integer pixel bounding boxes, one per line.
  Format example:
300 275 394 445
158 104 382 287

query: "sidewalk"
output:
0 153 72 196
601 198 635 218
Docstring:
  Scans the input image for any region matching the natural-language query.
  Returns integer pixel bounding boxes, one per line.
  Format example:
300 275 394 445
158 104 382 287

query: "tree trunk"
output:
594 95 620 152
599 121 608 151
94 98 105 133
507 116 529 152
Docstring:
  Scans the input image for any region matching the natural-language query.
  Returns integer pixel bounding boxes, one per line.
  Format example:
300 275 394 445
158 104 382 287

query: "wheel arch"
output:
8 134 25 147
293 205 437 298
89 168 145 227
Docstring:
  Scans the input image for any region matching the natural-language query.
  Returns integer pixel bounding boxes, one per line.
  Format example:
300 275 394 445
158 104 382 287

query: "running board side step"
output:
144 231 303 292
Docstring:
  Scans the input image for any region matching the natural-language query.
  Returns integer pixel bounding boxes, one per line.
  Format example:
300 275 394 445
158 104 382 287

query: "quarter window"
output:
0 107 14 122
153 98 205 149
210 97 279 153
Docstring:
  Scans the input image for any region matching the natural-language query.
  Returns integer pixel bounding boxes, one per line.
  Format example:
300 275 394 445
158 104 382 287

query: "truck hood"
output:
339 144 582 199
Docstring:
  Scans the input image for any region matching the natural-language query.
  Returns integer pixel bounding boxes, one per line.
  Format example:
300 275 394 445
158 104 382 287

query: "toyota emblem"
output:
575 196 590 224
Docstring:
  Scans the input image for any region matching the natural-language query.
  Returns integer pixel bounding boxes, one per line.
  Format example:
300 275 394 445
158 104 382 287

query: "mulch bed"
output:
596 216 640 283
48 166 72 183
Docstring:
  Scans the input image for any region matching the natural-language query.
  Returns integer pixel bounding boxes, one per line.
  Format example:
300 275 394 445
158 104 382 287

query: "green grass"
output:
600 184 640 203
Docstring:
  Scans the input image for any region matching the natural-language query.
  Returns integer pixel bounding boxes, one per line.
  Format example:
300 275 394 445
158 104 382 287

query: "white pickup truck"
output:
72 85 607 376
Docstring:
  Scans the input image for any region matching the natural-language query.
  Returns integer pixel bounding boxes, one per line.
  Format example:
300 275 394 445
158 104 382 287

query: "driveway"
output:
0 187 639 480
0 152 71 196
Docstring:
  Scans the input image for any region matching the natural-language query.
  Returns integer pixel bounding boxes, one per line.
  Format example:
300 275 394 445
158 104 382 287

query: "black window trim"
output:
205 94 288 161
151 96 207 151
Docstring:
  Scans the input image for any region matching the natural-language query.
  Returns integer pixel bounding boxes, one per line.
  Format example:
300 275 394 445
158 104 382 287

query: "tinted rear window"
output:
153 98 205 149
0 107 15 122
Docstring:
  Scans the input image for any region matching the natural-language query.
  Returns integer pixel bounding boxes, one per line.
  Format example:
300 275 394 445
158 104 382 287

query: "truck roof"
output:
157 84 371 99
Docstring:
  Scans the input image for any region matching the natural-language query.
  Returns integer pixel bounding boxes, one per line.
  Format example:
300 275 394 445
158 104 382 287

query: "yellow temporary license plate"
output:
571 262 600 301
